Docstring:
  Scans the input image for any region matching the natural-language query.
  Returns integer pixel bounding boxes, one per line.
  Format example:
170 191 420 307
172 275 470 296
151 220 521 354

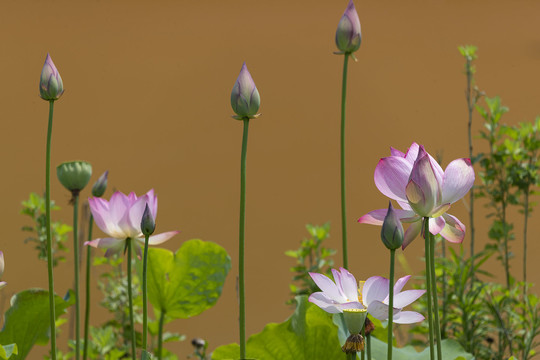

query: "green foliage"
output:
0 344 17 359
0 289 74 360
21 192 71 267
142 239 231 321
285 223 336 304
211 296 345 360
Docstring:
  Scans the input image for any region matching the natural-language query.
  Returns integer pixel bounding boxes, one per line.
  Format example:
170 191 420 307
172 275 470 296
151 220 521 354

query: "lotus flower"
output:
39 53 64 101
335 0 362 54
358 143 475 248
308 268 425 324
230 62 260 120
86 189 179 257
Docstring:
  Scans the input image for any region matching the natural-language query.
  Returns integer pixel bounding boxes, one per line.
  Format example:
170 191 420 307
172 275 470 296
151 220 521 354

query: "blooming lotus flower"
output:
39 53 64 101
358 143 475 248
335 0 362 54
230 62 260 120
86 189 179 258
308 268 425 324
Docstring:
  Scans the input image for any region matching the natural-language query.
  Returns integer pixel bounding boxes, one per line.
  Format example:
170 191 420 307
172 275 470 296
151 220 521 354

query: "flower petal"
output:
393 275 411 294
308 292 342 314
429 216 446 235
358 208 417 226
374 156 413 203
309 272 346 303
89 197 115 237
367 300 400 321
439 214 466 243
85 237 125 257
393 311 425 324
404 143 420 165
390 147 405 157
407 149 441 215
363 276 389 305
402 219 422 249
338 267 359 302
442 158 475 204
147 231 180 245
393 289 426 308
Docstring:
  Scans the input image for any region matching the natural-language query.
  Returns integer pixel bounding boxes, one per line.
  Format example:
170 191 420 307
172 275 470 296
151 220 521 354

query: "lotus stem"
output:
45 100 57 360
424 217 435 360
367 333 371 360
429 234 442 360
340 53 350 269
126 238 136 360
158 309 165 360
387 249 395 360
72 193 81 360
83 215 93 360
239 118 250 359
142 234 150 352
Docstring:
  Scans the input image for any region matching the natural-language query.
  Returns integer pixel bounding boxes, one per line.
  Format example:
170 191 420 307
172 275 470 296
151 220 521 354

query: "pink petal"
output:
124 196 148 235
109 191 130 225
408 150 441 215
393 289 426 308
442 158 475 204
366 300 399 321
374 156 413 203
390 147 405 157
338 268 359 302
308 292 343 314
402 219 422 249
309 272 346 303
89 197 114 236
439 214 466 243
393 275 411 294
429 216 446 235
363 276 389 305
147 231 180 245
331 269 345 297
358 208 417 226
85 237 125 257
393 311 425 324
145 189 158 218
404 143 420 164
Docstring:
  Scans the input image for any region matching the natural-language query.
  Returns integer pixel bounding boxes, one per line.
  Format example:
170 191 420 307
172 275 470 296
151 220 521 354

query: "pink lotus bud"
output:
381 202 404 250
92 171 109 198
230 63 260 120
39 53 64 101
335 0 362 54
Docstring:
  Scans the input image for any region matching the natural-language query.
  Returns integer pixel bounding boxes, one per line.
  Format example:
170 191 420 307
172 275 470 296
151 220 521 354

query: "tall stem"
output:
366 333 371 360
72 193 81 360
157 310 165 360
361 325 365 360
83 216 93 360
523 186 530 292
239 118 250 359
45 100 57 360
465 56 476 277
340 53 350 269
142 234 150 352
441 238 447 339
424 218 435 360
502 200 510 289
387 249 395 360
429 234 442 360
126 238 136 360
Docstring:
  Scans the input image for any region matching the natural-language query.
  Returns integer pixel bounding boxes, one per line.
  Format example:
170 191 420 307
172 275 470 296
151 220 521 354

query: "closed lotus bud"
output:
39 54 64 101
141 204 156 236
57 161 93 194
92 171 109 198
230 62 260 120
381 201 404 250
335 0 362 54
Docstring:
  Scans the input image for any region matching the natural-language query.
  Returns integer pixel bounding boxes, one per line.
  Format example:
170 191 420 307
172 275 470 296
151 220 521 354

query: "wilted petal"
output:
439 214 466 243
393 289 426 308
374 157 413 203
442 158 475 204
393 311 425 324
363 276 389 304
429 216 446 235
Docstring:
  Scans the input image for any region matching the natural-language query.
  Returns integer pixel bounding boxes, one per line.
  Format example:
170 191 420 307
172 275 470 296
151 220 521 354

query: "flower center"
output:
357 281 365 303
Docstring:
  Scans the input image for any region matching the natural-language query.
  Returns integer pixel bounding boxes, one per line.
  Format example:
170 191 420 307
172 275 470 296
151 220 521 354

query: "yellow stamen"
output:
358 281 365 303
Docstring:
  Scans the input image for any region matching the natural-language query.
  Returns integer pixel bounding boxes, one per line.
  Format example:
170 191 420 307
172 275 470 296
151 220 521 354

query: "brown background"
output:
1 0 540 357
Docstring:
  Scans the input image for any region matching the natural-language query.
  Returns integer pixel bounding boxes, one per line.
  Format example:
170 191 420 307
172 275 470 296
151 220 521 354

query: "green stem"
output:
45 100 57 360
387 249 395 360
424 218 435 360
465 56 476 278
83 215 93 360
239 118 250 359
523 186 530 292
441 238 447 339
127 238 136 360
348 353 356 360
157 310 165 360
366 333 371 360
142 234 150 352
502 200 510 289
429 234 442 360
361 325 365 360
340 53 350 269
72 193 81 360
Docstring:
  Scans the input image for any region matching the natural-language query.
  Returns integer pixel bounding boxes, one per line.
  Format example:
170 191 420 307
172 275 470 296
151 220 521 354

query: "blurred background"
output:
1 0 539 357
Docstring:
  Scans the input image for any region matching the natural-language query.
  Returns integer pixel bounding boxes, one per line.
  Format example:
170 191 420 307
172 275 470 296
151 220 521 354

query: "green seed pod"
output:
57 161 92 193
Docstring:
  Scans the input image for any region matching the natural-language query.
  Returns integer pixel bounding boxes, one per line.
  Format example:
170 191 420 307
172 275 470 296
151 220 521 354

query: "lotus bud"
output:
335 0 362 54
381 201 404 250
91 171 109 198
230 62 261 120
57 161 93 195
39 54 64 101
141 204 155 236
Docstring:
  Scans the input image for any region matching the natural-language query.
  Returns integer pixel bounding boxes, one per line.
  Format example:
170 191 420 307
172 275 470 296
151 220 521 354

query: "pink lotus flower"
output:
308 268 425 324
358 143 474 249
86 189 179 258
335 0 362 54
